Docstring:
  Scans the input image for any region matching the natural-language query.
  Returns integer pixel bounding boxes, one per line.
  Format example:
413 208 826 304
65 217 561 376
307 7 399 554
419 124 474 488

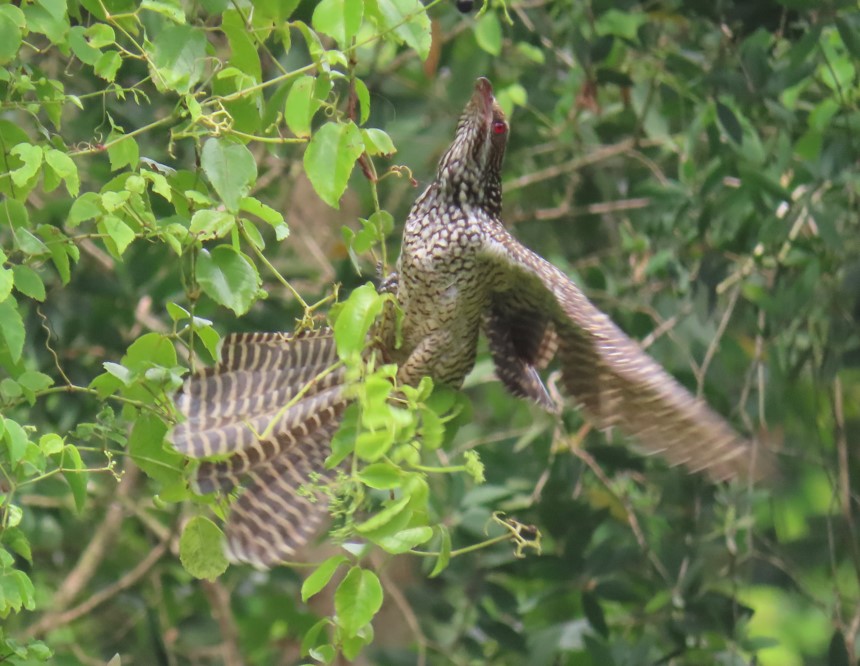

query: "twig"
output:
50 465 139 612
505 139 639 192
373 556 428 666
25 534 170 638
695 281 741 399
509 197 652 224
202 580 246 666
567 443 672 584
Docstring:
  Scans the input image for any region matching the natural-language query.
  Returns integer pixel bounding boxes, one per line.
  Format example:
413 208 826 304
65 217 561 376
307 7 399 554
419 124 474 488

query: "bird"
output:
170 78 771 568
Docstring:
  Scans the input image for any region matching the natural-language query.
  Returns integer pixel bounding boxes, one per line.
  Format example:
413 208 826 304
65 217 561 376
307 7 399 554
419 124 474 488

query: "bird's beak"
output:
469 77 495 125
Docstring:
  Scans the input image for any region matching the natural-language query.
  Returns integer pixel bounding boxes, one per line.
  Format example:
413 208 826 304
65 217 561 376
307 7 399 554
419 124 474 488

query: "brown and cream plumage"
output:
171 78 770 568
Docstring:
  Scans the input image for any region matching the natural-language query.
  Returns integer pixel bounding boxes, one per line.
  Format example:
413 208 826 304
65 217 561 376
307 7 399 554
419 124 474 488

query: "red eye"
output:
492 121 507 135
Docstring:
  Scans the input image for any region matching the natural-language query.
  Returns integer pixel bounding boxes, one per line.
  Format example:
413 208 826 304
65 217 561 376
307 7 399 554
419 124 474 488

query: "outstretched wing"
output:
171 331 347 567
480 227 772 482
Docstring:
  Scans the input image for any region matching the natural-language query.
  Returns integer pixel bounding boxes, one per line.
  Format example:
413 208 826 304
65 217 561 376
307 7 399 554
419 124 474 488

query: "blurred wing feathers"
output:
481 231 771 482
170 330 345 566
171 331 340 456
224 424 338 568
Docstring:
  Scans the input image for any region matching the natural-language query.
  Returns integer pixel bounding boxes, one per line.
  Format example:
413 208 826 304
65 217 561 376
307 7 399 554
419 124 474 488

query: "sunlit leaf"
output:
334 567 383 638
195 246 260 315
179 516 229 580
303 121 365 208
201 138 257 213
301 554 349 602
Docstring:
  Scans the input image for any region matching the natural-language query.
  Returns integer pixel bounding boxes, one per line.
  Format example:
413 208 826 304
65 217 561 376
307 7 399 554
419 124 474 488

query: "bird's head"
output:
435 77 508 216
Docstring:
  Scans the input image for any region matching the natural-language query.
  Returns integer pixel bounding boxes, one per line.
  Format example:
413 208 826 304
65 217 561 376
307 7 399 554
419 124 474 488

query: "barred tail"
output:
170 330 347 567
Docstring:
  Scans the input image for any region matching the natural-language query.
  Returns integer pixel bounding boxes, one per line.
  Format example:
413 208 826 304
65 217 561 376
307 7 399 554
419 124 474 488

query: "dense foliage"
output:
1 0 859 664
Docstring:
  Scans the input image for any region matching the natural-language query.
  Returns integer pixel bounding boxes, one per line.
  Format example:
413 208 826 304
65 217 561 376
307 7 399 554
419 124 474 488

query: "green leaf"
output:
836 17 860 60
124 333 178 372
420 408 444 449
827 629 850 666
222 9 261 82
142 170 172 201
69 26 101 64
355 428 394 461
239 196 287 232
301 554 349 602
474 12 502 56
582 591 609 637
285 75 327 139
0 378 21 402
39 433 64 456
141 0 186 24
23 0 69 45
195 323 221 360
189 209 236 239
179 516 229 580
107 132 139 171
99 215 136 257
354 77 371 124
61 444 88 512
0 266 12 302
129 413 183 485
1 377 21 401
304 121 365 208
332 283 383 358
355 496 410 534
373 526 433 554
429 526 451 577
43 149 80 196
94 51 122 82
0 5 24 64
195 246 260 315
716 101 743 145
166 302 189 321
334 567 383 638
201 138 257 212
312 0 364 49
359 462 402 489
101 190 130 212
39 225 74 284
10 143 43 187
595 7 645 40
0 297 24 362
102 361 132 386
149 24 208 93
4 527 32 562
369 0 431 60
86 23 115 48
67 192 103 227
328 403 359 466
3 418 28 466
17 371 53 403
12 265 45 303
362 128 396 156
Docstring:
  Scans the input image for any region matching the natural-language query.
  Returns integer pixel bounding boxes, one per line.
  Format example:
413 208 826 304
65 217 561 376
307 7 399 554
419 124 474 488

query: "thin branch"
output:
567 443 672 584
505 139 639 192
373 555 428 666
508 197 652 224
50 465 139 612
202 580 246 666
695 281 741 399
25 535 170 638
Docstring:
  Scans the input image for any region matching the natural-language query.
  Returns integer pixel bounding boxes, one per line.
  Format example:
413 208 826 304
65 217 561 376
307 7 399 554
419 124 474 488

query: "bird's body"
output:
171 78 770 568
389 186 491 387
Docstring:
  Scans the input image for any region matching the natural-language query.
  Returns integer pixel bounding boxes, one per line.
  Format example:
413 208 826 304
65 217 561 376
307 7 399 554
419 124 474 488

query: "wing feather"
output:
169 329 346 568
481 228 772 482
